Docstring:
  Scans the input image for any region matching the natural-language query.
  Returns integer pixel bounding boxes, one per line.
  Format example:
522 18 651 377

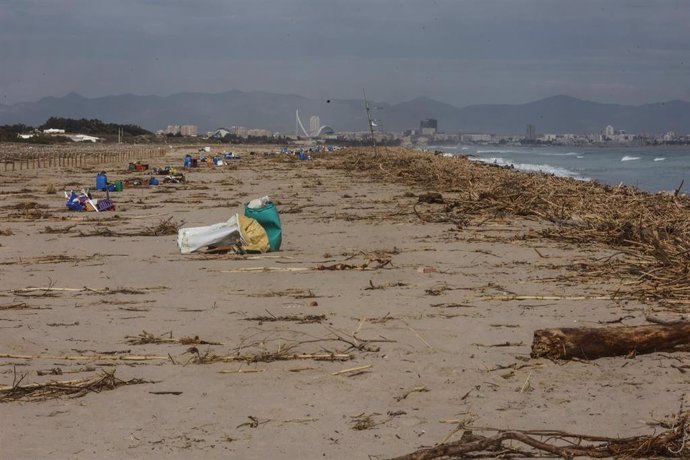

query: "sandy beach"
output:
1 144 688 459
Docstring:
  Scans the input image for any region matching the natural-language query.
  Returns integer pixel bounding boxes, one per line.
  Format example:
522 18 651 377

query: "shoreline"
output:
0 144 688 458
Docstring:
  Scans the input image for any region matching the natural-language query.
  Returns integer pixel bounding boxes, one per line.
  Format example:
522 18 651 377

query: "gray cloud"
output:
1 0 689 106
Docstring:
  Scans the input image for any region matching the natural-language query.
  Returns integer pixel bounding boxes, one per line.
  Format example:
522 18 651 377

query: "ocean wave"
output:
654 157 666 162
621 156 641 162
470 157 588 181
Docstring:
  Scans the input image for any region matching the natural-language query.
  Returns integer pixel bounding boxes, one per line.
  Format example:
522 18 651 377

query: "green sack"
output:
244 202 282 251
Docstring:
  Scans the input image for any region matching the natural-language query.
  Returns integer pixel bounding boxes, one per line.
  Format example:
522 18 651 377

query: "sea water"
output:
432 145 690 193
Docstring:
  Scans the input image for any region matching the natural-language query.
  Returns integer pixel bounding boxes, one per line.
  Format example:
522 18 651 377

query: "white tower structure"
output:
605 125 614 137
309 116 320 136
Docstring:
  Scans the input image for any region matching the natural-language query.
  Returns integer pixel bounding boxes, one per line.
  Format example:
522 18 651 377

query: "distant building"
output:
420 118 437 135
461 133 495 143
605 125 614 137
165 124 197 136
209 128 231 139
246 128 273 137
69 134 100 143
525 124 536 141
180 125 198 137
612 133 635 143
165 125 181 135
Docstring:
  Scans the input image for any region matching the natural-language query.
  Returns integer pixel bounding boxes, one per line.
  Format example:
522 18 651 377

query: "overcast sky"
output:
1 0 689 106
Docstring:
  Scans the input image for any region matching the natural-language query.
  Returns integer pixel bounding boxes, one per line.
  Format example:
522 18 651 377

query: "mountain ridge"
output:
1 91 689 135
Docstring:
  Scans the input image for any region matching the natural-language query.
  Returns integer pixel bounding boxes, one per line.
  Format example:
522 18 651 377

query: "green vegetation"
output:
40 117 151 136
0 117 152 143
218 133 290 145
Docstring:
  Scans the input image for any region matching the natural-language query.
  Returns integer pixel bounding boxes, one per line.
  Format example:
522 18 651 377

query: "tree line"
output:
0 118 152 143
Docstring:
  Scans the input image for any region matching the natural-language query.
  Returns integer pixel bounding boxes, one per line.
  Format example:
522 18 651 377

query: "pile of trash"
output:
127 162 149 172
65 189 115 212
151 166 184 183
65 170 164 212
177 196 281 254
183 151 241 169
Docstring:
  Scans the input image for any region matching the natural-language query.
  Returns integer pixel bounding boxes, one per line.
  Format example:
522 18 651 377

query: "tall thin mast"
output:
363 89 377 154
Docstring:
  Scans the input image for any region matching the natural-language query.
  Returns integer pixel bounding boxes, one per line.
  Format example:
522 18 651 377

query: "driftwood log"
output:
531 323 690 360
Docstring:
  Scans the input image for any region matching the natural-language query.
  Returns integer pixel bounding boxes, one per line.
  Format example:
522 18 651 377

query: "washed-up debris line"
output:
0 370 150 403
389 409 690 459
325 148 690 304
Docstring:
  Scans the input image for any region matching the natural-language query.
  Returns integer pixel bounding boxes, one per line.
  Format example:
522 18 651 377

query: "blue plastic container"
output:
96 172 108 191
184 155 193 168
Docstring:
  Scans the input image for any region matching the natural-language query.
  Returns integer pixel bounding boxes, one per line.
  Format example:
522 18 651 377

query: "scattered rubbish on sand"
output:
128 162 149 172
65 190 115 212
96 171 123 192
177 196 282 254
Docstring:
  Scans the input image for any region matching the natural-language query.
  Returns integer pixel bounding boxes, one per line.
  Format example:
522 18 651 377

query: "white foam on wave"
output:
621 156 641 162
470 157 589 181
654 157 666 162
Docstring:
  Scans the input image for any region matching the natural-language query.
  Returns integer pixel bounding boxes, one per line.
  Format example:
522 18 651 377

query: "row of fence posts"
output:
2 147 165 171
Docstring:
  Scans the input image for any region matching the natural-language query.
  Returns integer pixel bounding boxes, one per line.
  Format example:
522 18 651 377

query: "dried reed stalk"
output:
389 410 690 459
0 370 150 402
125 330 222 345
327 148 690 303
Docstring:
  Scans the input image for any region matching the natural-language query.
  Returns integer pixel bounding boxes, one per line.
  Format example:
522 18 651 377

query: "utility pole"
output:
363 89 377 154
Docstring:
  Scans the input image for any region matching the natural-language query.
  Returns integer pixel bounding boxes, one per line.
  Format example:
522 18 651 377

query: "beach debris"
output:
127 162 149 172
417 192 444 204
242 313 327 324
41 225 76 234
187 349 352 365
7 285 166 297
252 288 316 298
531 322 690 360
245 196 282 251
125 330 222 346
76 218 182 237
331 364 372 376
318 256 392 271
351 414 377 430
333 148 690 303
65 189 115 212
0 370 151 403
388 410 690 459
0 302 50 311
394 385 429 402
178 213 269 254
237 415 270 429
177 196 281 254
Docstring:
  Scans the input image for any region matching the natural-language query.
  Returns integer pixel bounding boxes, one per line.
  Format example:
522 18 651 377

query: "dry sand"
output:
0 145 687 459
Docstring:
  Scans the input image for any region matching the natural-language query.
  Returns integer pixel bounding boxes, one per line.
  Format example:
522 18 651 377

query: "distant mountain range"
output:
1 91 690 135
